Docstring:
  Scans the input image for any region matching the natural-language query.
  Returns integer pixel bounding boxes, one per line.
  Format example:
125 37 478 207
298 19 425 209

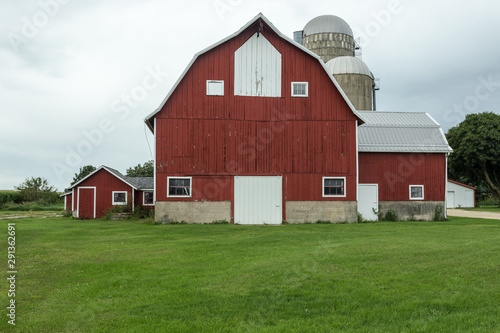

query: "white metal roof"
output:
144 13 364 131
357 111 452 153
325 56 373 78
303 15 353 37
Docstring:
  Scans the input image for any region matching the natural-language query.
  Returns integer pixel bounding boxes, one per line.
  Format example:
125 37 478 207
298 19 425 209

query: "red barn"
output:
143 13 451 224
67 166 154 219
145 13 365 224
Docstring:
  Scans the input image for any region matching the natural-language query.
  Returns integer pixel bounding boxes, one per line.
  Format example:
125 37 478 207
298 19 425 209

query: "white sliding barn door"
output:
234 176 282 225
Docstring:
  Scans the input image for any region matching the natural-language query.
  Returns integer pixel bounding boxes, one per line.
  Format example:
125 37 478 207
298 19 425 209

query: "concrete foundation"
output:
378 201 445 221
286 201 357 223
155 201 231 224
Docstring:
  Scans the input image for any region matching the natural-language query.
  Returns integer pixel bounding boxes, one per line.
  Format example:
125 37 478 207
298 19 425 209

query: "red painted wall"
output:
65 194 72 210
359 153 446 201
154 20 358 203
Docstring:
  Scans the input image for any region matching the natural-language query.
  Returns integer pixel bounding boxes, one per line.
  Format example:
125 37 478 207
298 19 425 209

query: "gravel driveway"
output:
447 209 500 220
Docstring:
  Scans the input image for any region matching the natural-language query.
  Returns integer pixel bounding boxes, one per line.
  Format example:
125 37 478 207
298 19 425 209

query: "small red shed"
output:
67 166 154 219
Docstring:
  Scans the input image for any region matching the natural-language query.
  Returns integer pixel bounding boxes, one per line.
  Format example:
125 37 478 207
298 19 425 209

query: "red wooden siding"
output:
153 20 358 203
73 169 133 218
359 153 446 201
65 194 72 210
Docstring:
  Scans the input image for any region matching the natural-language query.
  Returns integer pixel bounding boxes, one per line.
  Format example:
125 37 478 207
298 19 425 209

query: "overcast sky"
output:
1 0 499 191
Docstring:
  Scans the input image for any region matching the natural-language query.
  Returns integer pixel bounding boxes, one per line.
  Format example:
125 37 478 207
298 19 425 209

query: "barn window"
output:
291 82 308 97
112 191 127 205
167 177 192 197
207 80 224 96
410 185 424 200
143 191 154 205
323 177 346 198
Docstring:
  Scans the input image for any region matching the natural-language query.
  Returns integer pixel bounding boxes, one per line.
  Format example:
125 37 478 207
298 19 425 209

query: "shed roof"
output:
357 111 452 153
68 165 153 191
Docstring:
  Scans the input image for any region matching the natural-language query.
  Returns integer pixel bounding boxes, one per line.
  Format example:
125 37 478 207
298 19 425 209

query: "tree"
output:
446 112 500 205
126 160 154 177
15 177 57 202
71 165 96 186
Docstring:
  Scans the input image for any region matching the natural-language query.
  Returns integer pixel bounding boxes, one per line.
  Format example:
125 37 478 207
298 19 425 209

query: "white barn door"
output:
234 176 282 225
358 184 378 221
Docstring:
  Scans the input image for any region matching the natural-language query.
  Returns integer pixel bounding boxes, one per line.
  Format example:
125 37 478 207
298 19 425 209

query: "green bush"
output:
478 197 499 207
382 210 398 222
131 205 155 219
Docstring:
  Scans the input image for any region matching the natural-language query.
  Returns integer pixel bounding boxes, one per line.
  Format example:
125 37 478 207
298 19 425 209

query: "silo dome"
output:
303 15 353 37
301 15 356 62
325 56 373 78
326 56 374 111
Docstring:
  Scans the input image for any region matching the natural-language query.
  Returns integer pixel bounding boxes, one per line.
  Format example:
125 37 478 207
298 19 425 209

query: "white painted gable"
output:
234 33 282 97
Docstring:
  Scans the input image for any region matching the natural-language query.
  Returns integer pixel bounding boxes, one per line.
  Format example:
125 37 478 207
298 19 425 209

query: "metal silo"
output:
301 15 355 63
325 56 374 111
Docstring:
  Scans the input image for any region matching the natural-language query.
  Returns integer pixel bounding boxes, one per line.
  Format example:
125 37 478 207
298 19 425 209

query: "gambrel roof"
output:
144 12 365 131
357 111 452 153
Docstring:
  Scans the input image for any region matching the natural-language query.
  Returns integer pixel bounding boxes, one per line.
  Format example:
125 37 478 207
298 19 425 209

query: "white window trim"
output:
167 177 192 198
206 80 224 96
291 82 309 97
409 185 424 200
322 177 347 198
143 191 154 206
112 191 128 205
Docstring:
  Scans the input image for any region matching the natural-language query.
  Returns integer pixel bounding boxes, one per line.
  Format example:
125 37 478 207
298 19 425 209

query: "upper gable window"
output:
207 80 224 96
292 82 308 97
234 33 282 97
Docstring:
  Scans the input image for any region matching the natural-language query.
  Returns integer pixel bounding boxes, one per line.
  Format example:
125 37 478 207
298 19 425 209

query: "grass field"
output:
1 217 499 332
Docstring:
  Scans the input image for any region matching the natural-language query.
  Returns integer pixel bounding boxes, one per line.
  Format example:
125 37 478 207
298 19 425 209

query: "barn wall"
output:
74 169 133 218
359 153 446 201
153 21 359 223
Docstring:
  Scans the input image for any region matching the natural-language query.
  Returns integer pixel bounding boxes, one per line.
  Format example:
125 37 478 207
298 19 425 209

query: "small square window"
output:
323 177 346 198
410 185 424 200
207 80 224 96
291 82 308 97
143 191 154 205
112 191 127 205
167 177 192 197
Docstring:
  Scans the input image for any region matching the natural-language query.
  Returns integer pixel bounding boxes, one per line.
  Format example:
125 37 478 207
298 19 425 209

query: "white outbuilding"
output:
447 180 476 208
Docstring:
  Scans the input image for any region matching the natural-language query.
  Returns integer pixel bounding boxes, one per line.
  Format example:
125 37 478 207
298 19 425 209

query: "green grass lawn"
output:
1 218 499 332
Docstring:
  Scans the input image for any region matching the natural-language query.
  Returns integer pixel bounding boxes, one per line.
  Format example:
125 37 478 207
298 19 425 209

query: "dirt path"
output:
447 209 500 220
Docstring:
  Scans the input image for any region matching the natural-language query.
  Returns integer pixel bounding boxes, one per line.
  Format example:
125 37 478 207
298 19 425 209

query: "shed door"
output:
465 190 474 208
78 187 95 219
358 184 378 221
447 191 455 208
234 176 282 225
